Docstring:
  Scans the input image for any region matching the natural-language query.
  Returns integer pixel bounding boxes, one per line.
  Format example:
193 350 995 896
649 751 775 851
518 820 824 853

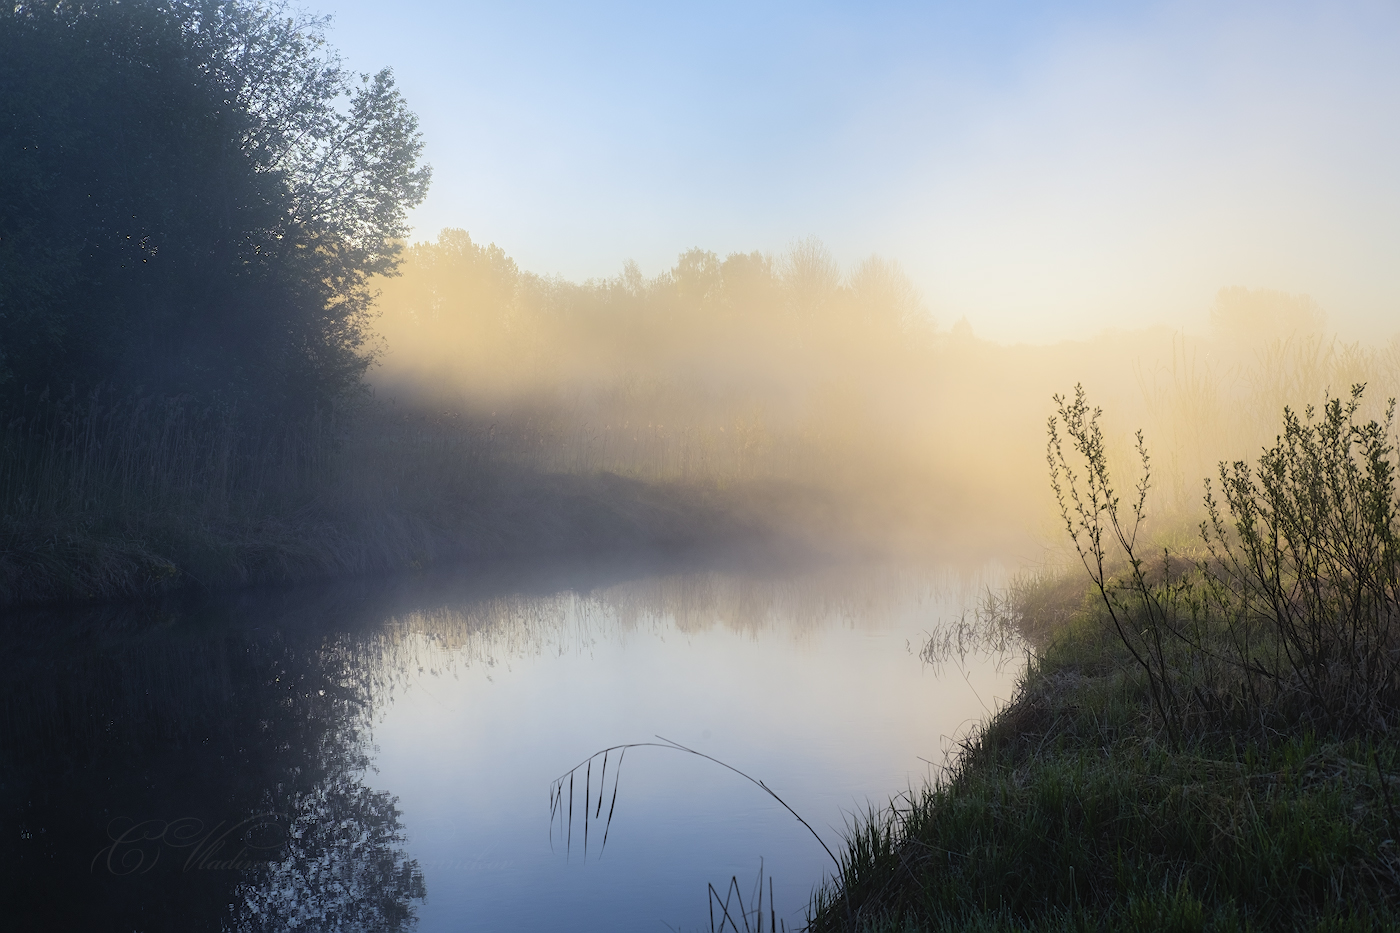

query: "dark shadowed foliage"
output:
0 0 429 415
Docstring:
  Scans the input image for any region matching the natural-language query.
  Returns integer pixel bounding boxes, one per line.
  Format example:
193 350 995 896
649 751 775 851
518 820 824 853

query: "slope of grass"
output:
808 590 1400 932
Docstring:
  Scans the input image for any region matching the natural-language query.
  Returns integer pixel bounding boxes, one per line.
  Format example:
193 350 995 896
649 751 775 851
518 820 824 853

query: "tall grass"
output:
709 862 790 933
0 386 334 523
0 387 342 602
549 736 840 870
0 386 776 605
808 616 1400 931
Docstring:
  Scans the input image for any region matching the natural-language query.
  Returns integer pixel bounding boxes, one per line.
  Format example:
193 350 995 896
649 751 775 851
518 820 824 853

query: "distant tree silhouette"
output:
780 236 842 318
849 256 923 329
0 0 429 413
672 248 722 304
1209 286 1327 347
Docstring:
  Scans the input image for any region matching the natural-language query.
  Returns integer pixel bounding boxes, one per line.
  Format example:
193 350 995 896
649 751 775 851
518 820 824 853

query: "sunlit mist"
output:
11 3 1400 930
370 231 1400 562
327 0 1400 343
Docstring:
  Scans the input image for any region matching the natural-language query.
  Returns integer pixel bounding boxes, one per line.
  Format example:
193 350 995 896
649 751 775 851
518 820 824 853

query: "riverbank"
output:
807 569 1400 932
0 466 790 607
0 392 792 607
0 390 1030 608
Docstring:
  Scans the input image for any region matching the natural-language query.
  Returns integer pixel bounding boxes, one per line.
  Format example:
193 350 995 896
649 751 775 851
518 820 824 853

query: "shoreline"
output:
806 572 1400 932
0 470 777 609
1 463 1031 611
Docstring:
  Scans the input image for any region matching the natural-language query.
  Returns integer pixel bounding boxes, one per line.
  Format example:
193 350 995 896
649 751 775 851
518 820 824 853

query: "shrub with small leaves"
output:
1203 384 1400 731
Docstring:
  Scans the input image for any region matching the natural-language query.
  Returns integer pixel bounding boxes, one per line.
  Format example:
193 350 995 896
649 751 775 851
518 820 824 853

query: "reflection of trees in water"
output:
0 594 424 932
232 777 425 932
367 562 1009 683
2 555 1010 930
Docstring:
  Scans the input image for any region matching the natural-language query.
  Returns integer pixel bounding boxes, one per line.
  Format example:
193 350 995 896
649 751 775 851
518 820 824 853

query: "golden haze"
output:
369 229 1400 561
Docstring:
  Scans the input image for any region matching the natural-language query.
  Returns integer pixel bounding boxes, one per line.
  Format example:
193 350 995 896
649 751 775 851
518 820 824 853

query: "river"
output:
2 553 1024 932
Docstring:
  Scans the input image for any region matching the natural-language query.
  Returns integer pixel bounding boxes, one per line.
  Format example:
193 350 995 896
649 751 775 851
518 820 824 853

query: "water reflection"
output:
1 587 425 932
0 555 1022 932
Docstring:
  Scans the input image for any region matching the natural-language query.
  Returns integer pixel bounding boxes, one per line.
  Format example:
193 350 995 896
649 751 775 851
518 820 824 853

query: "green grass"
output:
808 600 1400 932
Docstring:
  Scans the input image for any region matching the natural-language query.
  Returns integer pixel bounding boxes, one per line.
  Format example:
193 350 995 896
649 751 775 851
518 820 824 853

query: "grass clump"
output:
809 384 1400 931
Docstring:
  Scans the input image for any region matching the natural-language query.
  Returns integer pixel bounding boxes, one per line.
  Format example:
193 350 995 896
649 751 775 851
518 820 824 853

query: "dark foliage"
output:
0 0 429 414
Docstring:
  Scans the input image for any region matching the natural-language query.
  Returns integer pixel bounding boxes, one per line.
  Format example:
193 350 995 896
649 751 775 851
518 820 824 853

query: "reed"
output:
550 739 828 932
0 386 329 524
708 861 788 933
549 735 839 869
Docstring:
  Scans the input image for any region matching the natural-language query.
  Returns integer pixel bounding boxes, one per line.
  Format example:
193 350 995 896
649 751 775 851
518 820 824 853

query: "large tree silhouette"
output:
0 0 429 413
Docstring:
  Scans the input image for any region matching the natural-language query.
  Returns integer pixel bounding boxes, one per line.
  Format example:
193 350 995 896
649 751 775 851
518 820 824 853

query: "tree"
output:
0 0 429 413
849 256 923 330
672 247 721 304
780 236 841 318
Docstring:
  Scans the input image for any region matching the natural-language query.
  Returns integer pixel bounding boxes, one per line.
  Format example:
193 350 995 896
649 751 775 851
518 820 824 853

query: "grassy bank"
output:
0 390 793 607
808 595 1400 931
808 386 1400 932
0 466 773 607
0 383 1035 608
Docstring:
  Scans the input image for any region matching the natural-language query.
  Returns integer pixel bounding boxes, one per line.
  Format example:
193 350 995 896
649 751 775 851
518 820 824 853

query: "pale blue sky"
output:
325 1 1400 343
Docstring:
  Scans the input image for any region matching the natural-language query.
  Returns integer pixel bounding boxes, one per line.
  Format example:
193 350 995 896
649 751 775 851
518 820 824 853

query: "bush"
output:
1048 382 1400 738
0 0 429 412
1203 385 1400 731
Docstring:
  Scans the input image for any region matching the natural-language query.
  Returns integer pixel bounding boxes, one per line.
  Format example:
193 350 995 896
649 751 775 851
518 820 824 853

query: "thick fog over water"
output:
368 234 1400 562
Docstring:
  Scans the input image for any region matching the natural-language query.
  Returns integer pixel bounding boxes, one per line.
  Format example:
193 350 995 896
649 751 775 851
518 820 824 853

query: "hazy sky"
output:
326 0 1400 343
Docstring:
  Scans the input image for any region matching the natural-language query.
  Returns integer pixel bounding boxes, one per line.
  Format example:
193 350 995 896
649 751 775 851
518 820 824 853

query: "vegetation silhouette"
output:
0 0 428 411
549 735 840 870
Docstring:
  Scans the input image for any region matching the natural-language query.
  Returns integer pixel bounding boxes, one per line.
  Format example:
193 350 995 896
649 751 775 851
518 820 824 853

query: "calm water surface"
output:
3 555 1023 931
